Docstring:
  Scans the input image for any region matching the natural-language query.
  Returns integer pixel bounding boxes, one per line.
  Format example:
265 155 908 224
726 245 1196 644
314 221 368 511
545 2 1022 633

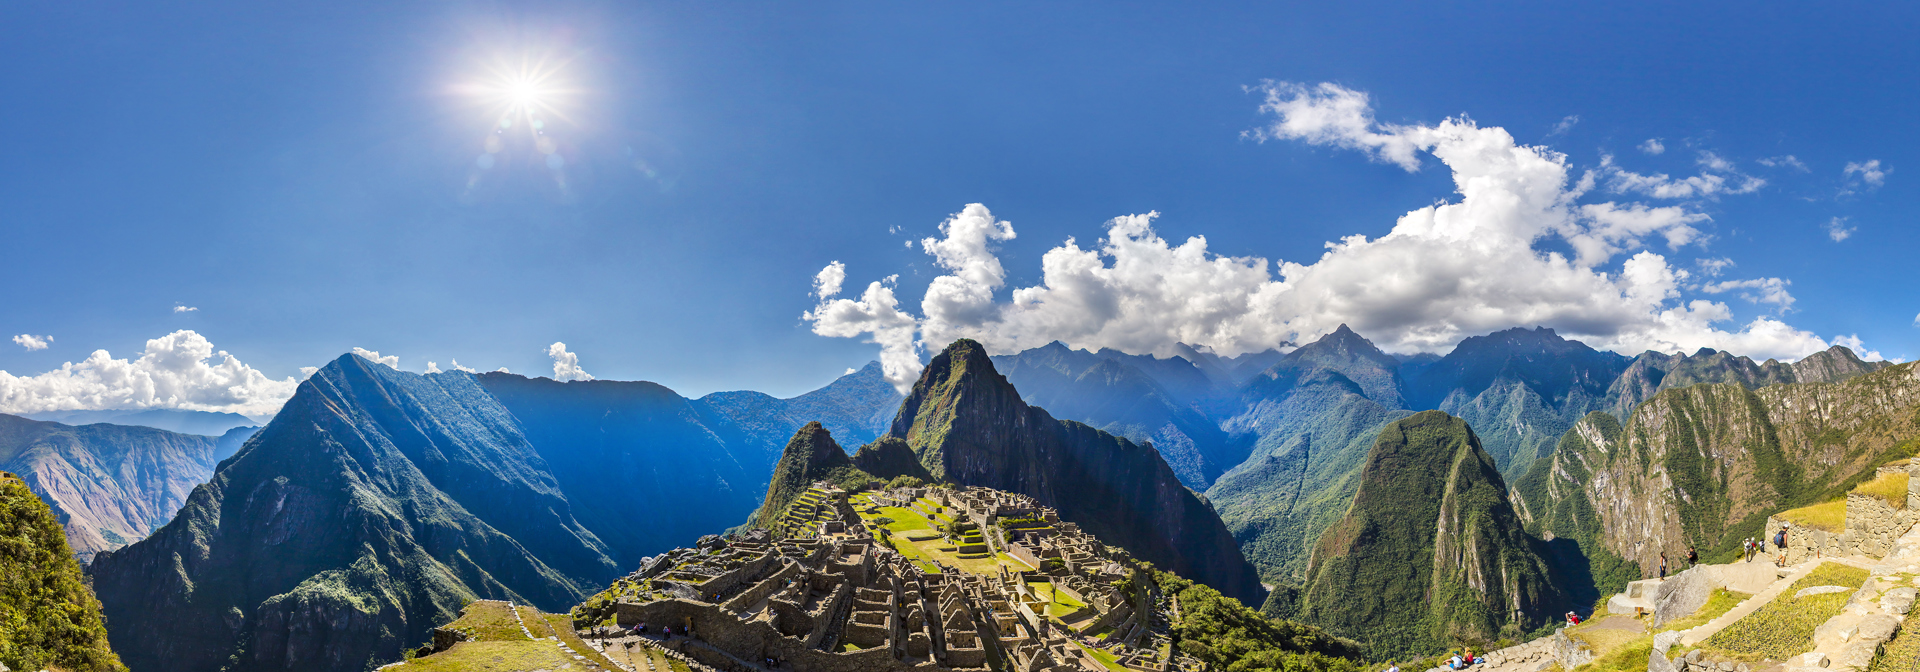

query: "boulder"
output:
1882 587 1916 615
1795 585 1853 598
1654 567 1716 627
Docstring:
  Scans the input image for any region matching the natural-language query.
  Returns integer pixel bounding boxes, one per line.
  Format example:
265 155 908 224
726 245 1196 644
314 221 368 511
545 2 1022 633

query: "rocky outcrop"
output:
850 436 933 483
753 422 865 529
1603 345 1889 421
891 339 1266 605
1289 411 1566 657
0 414 253 561
1408 327 1630 477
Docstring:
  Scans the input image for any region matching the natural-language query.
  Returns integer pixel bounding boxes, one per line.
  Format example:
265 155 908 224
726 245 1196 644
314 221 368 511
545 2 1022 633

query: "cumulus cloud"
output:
546 342 594 381
425 361 443 374
173 305 198 313
350 347 399 369
1824 217 1856 242
1549 115 1580 136
814 261 846 299
12 334 51 351
1842 159 1888 194
450 359 477 373
1758 155 1808 171
1639 138 1665 155
806 82 1849 375
1602 152 1764 199
844 367 858 376
496 367 511 373
0 330 300 417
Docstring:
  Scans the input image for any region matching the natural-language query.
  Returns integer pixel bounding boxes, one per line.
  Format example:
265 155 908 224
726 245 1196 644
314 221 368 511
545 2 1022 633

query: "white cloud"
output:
0 330 300 417
450 359 477 373
844 367 858 376
1601 152 1764 199
807 83 1839 370
173 305 198 313
1639 138 1665 155
299 366 319 379
1842 159 1888 194
814 261 847 299
1824 217 1856 242
804 273 923 393
1758 155 1808 171
12 334 51 351
495 367 511 373
1550 115 1580 136
1700 277 1795 310
546 342 594 381
350 347 399 369
1832 334 1886 362
1695 257 1734 276
1245 81 1426 170
425 361 442 374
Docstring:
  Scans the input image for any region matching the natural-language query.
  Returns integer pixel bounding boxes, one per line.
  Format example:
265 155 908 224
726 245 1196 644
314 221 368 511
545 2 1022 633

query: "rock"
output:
1648 647 1679 672
1549 629 1594 670
1798 652 1828 668
1654 631 1683 655
1835 641 1879 670
1855 614 1899 642
1685 649 1704 663
1717 662 1735 671
1883 587 1916 614
1795 585 1853 598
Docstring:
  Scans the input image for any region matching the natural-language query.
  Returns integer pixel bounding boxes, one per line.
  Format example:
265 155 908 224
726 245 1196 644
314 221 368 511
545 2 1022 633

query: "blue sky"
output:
1 1 1914 413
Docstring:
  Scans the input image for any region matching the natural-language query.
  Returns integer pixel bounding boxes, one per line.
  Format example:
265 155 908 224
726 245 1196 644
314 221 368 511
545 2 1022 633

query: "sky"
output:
1 1 1915 415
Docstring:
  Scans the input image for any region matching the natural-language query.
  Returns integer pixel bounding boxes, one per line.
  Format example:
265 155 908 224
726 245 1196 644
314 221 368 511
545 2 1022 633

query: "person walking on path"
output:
1659 552 1669 580
1774 525 1790 567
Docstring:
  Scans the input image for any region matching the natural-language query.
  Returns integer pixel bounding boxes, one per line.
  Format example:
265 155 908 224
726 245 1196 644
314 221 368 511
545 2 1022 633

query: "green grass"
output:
387 640 582 671
1697 563 1866 661
1867 621 1920 672
1658 588 1750 633
1776 499 1846 533
441 601 530 641
1791 562 1870 591
1852 472 1910 507
1074 641 1130 672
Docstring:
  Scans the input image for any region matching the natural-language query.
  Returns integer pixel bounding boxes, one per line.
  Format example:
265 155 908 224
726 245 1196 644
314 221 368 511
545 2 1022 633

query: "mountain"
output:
90 356 624 672
850 435 934 483
890 338 1267 605
1603 344 1890 420
0 414 257 561
26 408 262 436
992 342 1246 489
0 471 126 672
1514 360 1920 580
1407 327 1632 477
474 373 767 563
1282 411 1565 658
695 360 903 462
1204 326 1414 583
1174 342 1291 388
751 422 866 529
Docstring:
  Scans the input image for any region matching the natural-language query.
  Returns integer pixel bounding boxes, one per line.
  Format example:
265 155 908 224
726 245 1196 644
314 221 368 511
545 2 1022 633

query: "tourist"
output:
1449 652 1464 669
1566 611 1581 626
1387 663 1399 672
1464 647 1477 666
1658 553 1668 580
1774 525 1789 567
1686 546 1698 568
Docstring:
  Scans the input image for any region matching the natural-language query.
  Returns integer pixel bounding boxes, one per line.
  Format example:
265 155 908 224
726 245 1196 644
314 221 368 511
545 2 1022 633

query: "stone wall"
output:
1766 491 1917 563
618 598 974 672
1909 459 1918 510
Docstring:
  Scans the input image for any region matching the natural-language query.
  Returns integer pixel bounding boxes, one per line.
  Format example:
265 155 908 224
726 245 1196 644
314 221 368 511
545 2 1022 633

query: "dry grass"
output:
1699 562 1866 661
1657 588 1750 633
1852 472 1910 507
1776 499 1846 533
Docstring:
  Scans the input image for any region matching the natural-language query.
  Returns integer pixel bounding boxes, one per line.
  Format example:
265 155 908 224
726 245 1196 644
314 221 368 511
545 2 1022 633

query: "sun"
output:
507 78 544 110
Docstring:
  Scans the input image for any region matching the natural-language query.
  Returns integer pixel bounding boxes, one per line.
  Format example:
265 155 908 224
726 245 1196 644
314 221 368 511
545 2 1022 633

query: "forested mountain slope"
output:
1 471 126 672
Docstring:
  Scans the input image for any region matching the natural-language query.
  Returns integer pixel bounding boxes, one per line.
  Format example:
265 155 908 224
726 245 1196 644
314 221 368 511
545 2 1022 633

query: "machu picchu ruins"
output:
560 484 1188 672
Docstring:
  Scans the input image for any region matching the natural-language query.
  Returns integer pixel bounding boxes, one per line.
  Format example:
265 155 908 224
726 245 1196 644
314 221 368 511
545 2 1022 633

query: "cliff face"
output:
90 355 617 672
0 471 127 672
0 414 249 561
1517 361 1920 577
892 339 1267 605
1408 327 1630 478
850 436 934 483
1289 411 1564 658
1602 345 1889 420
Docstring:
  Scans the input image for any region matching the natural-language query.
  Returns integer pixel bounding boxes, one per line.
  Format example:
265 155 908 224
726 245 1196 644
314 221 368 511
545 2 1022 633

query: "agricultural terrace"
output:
390 600 631 672
850 493 1035 575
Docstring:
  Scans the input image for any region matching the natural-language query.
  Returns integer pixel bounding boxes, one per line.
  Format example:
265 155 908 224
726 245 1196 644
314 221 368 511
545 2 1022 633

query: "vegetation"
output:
1699 562 1868 660
1852 471 1909 507
392 601 625 672
0 472 127 672
1657 588 1749 633
1290 412 1563 659
752 422 874 531
1867 619 1920 672
1155 570 1364 672
1776 499 1846 533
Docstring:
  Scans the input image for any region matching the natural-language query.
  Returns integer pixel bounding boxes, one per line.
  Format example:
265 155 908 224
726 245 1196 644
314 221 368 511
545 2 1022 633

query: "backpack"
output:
1774 531 1785 547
